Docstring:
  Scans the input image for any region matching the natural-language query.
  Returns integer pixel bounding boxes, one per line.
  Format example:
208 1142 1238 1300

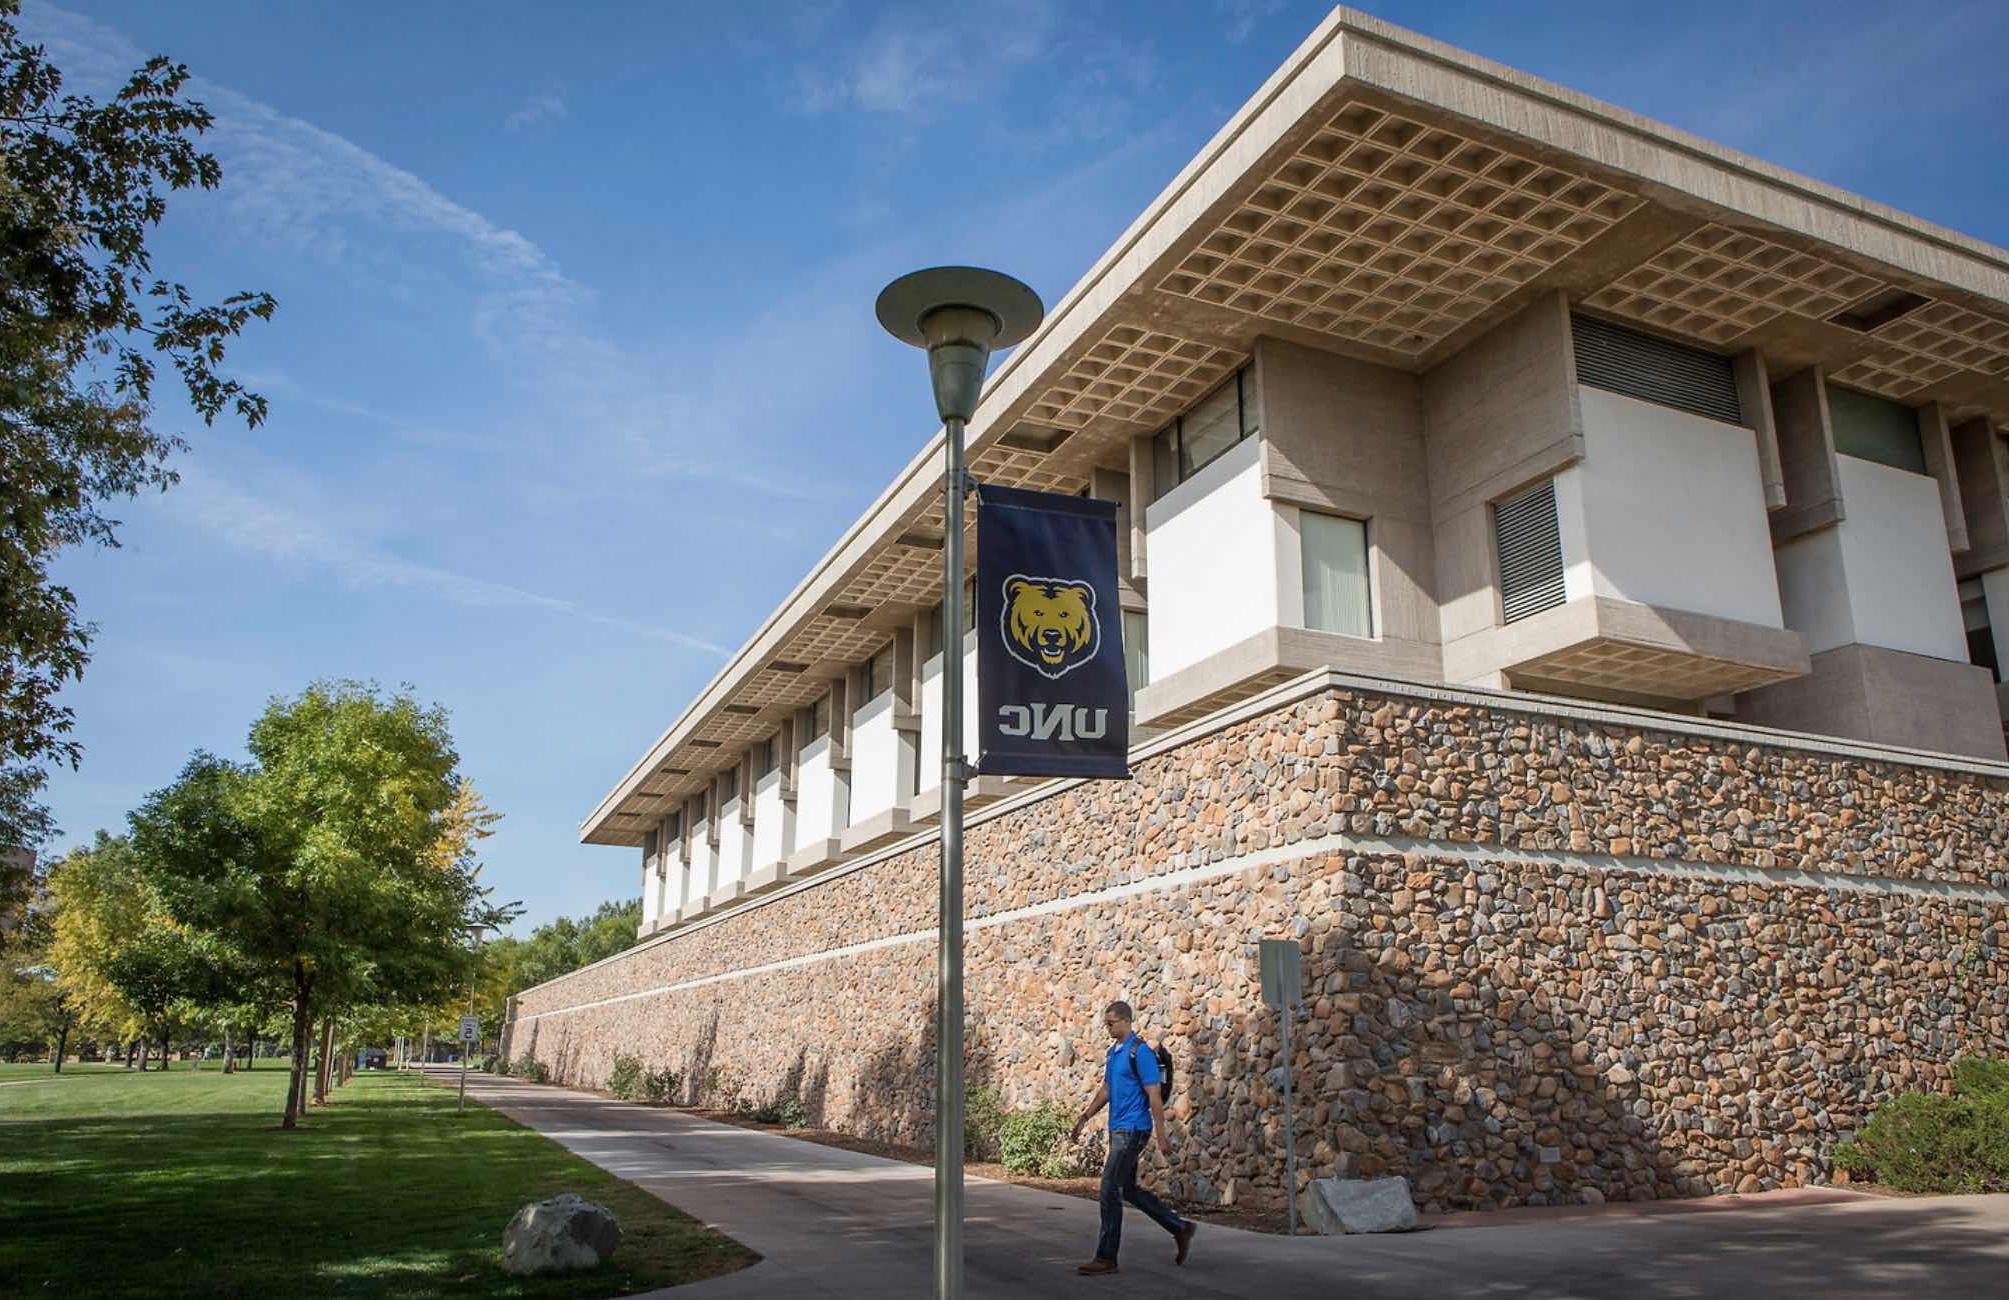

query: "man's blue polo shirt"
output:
1104 1032 1159 1131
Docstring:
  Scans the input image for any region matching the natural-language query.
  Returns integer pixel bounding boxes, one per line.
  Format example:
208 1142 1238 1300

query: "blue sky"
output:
25 1 2009 933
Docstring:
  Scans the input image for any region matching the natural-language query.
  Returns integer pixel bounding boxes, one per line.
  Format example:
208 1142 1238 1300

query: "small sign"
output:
1259 938 1302 1008
459 1015 480 1043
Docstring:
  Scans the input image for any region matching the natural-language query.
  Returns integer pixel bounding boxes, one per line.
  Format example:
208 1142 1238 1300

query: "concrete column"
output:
1768 366 1843 542
1127 434 1153 581
1917 402 1970 554
1733 349 1785 510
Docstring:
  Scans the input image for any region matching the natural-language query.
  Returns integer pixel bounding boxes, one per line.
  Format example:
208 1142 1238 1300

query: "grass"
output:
0 1066 755 1298
0 1060 132 1082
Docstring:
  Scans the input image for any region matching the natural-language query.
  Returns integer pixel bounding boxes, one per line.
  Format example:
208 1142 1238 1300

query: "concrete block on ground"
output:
1302 1176 1419 1235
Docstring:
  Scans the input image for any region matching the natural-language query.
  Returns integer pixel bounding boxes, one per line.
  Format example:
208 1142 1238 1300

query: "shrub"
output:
1954 1054 2009 1101
732 1093 810 1128
1832 1081 2009 1193
478 1054 500 1074
965 1085 1006 1161
641 1068 679 1104
607 1053 644 1100
998 1104 1086 1178
511 1056 550 1085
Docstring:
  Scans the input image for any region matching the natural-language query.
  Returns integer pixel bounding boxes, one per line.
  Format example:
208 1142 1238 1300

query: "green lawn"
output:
0 1060 132 1082
0 1066 754 1298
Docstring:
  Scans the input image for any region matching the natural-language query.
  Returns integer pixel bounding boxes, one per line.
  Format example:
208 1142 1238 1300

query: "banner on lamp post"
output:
974 483 1131 780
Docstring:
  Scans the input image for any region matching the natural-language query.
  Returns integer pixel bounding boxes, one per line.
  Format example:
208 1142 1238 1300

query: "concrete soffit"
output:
581 7 2009 847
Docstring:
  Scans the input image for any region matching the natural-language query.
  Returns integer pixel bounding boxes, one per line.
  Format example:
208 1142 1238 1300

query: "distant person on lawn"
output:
1067 1000 1195 1275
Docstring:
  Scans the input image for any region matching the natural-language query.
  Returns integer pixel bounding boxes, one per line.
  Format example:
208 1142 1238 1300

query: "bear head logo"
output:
1001 575 1101 681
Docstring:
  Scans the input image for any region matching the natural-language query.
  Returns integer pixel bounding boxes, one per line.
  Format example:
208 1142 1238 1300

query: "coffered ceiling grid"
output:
1156 101 1639 355
1828 299 2009 401
1023 326 1245 431
1582 224 1886 345
1515 641 1794 699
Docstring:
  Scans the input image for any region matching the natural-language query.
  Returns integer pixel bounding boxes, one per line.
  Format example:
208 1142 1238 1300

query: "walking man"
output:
1068 1000 1195 1275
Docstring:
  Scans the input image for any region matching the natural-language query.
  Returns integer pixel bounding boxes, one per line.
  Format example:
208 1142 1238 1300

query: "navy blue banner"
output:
975 484 1131 780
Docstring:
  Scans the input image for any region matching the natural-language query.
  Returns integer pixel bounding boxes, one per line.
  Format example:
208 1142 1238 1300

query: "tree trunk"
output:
283 963 314 1129
245 1029 255 1070
222 1025 235 1074
314 1016 334 1105
124 1041 137 1070
159 1022 171 1071
137 1037 150 1072
53 1021 68 1074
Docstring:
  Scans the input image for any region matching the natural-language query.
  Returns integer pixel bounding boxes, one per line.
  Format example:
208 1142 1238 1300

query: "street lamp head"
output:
876 266 1044 424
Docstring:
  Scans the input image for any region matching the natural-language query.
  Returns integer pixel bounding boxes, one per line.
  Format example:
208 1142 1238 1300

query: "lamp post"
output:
876 267 1043 1300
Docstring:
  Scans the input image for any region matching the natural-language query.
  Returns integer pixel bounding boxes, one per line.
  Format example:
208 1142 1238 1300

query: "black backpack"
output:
1127 1038 1175 1099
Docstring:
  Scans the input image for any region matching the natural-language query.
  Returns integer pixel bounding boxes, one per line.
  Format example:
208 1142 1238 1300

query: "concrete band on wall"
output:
510 674 2009 1212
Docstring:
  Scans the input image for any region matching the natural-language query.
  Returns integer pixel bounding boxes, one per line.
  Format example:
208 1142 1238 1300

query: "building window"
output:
863 644 894 700
755 736 776 778
663 812 680 843
1121 609 1149 698
1494 479 1567 624
809 693 830 740
1571 313 1741 425
1962 579 2000 683
643 828 659 862
1300 512 1371 637
1151 364 1261 496
719 768 737 803
1827 385 1926 473
924 581 976 659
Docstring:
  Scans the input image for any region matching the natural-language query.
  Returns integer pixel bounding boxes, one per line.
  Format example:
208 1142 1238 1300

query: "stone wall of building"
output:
507 676 2009 1212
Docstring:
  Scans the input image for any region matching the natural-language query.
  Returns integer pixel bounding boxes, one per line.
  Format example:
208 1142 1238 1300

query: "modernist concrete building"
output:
510 10 2009 1215
589 9 2009 936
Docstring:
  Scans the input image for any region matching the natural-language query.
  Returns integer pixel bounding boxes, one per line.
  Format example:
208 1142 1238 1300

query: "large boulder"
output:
1301 1176 1419 1235
502 1193 622 1275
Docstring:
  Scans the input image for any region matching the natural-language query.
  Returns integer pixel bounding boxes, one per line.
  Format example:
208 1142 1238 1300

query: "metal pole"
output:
1282 1003 1297 1236
458 947 476 1113
935 414 969 1300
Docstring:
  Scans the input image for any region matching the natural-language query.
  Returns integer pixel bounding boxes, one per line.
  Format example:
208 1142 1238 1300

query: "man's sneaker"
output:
1175 1221 1197 1265
1077 1259 1119 1276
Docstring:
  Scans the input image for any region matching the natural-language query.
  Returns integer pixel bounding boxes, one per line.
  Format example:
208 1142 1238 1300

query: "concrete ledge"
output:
1448 597 1810 706
704 881 746 912
1739 643 2007 760
907 776 1023 822
1138 625 1442 729
742 861 791 895
838 807 918 855
785 839 848 876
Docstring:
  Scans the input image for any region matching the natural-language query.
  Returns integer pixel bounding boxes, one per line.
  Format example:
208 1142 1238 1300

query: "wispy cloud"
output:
170 467 730 656
1217 0 1284 45
25 2 843 510
789 2 1059 114
503 90 567 133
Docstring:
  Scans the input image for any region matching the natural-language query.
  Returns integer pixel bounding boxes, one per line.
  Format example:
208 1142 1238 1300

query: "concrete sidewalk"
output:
460 1072 2009 1298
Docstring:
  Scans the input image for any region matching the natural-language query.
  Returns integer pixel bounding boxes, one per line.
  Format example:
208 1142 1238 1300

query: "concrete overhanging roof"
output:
581 5 2009 847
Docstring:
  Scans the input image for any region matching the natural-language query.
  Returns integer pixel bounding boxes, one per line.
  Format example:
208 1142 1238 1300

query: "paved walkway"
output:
461 1072 2009 1298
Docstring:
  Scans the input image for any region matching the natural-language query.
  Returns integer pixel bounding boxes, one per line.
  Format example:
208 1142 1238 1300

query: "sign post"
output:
1260 938 1303 1235
457 1014 479 1112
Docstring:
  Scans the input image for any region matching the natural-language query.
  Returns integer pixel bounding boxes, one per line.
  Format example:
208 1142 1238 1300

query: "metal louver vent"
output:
1495 479 1566 624
1572 313 1742 425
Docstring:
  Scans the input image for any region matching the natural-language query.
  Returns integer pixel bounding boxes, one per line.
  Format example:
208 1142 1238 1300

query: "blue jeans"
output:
1096 1128 1187 1262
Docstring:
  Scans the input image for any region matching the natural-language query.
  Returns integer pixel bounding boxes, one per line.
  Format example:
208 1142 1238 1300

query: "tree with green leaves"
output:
129 682 481 1127
0 905 72 1066
0 0 275 859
